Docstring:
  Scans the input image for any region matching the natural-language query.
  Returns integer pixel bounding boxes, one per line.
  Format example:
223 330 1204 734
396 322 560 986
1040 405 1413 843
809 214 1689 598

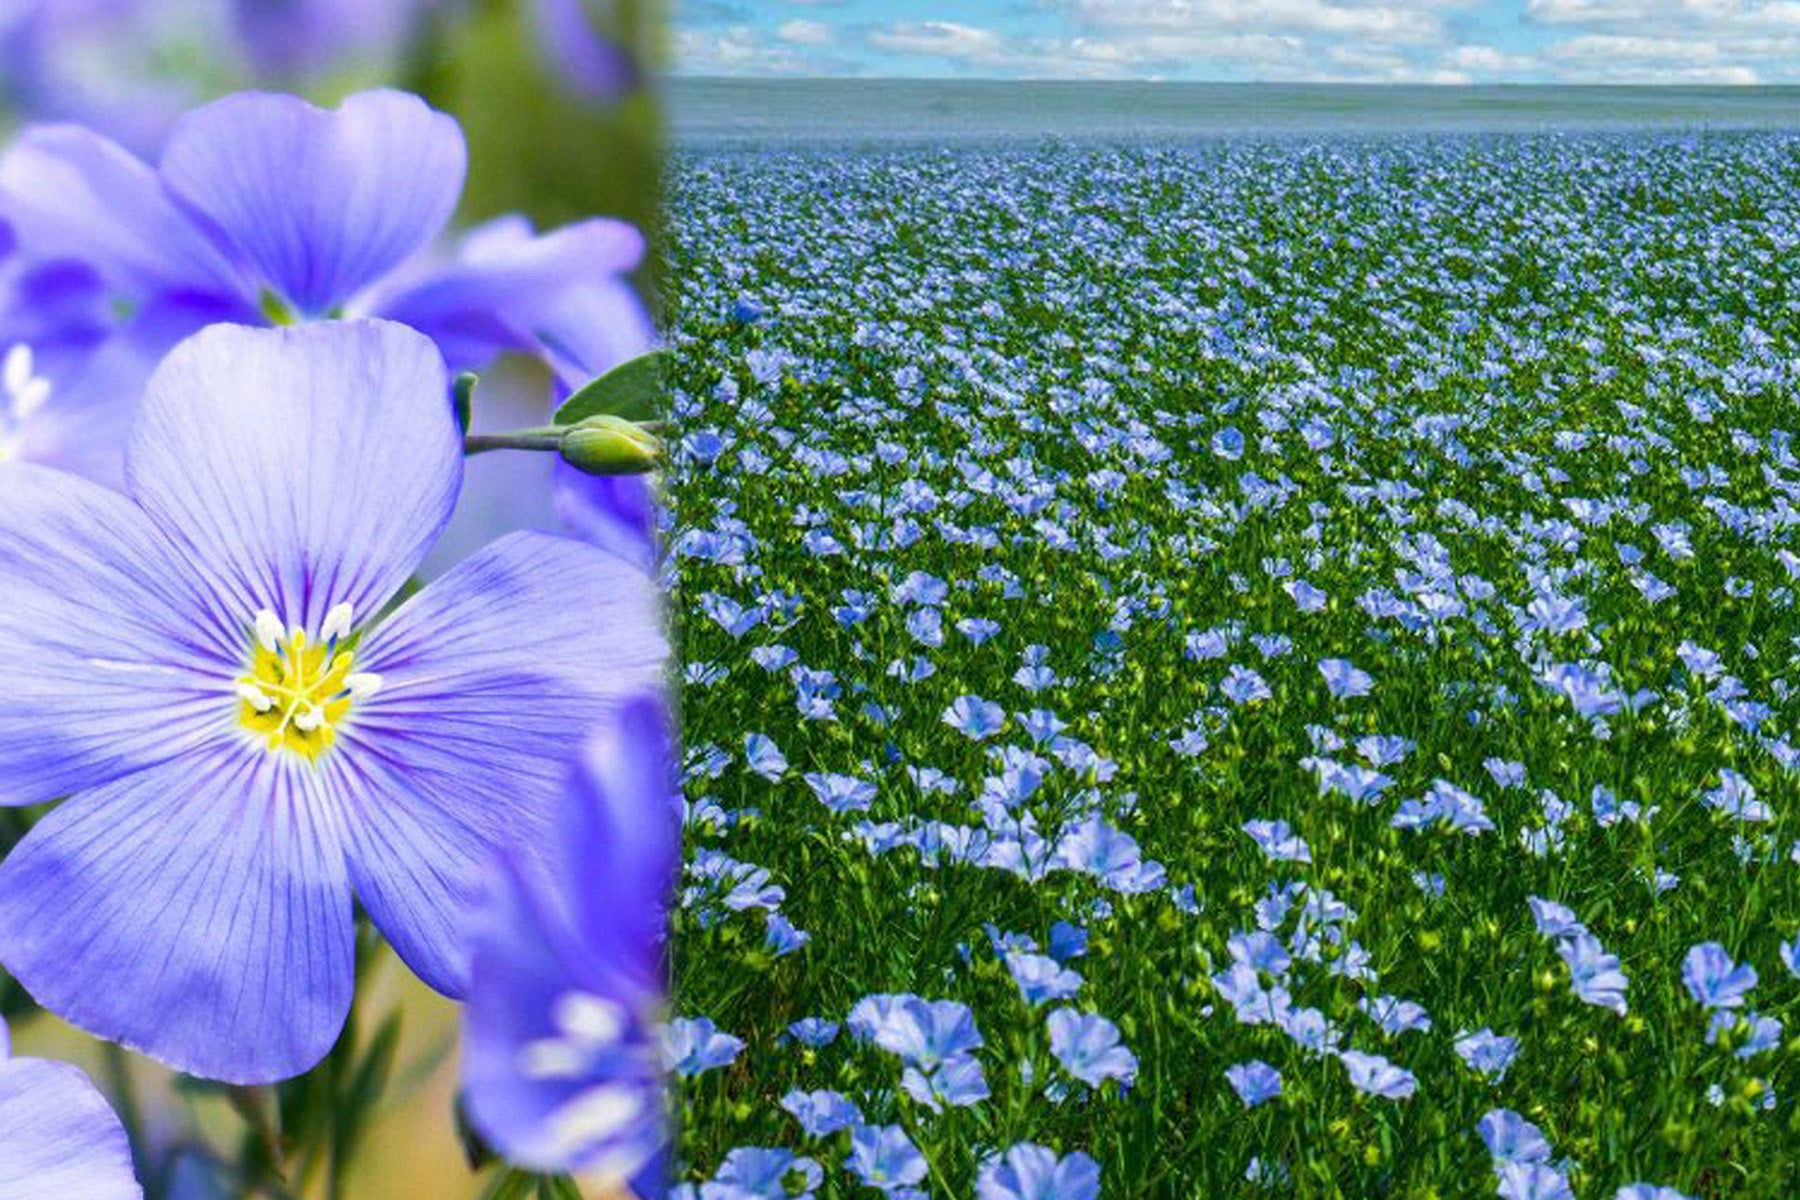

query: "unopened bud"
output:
559 415 662 476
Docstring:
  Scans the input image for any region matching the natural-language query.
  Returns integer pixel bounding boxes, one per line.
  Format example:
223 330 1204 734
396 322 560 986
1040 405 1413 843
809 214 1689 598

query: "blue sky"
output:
674 1 1800 83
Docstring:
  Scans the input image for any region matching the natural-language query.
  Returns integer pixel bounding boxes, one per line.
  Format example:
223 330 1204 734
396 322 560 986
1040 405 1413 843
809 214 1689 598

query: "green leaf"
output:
478 1169 543 1200
554 350 667 425
336 1012 404 1174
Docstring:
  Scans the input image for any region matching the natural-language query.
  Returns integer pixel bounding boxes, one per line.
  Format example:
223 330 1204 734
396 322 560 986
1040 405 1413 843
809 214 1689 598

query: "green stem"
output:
102 1043 149 1186
228 1085 287 1189
463 430 565 455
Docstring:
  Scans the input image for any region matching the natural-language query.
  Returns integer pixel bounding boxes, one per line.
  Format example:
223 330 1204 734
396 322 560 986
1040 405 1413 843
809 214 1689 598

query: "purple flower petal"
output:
0 744 355 1083
530 0 640 103
533 277 658 393
125 320 461 640
231 0 425 82
559 696 680 957
0 122 240 300
463 695 677 1179
342 531 667 994
160 90 465 316
555 464 657 569
0 464 237 805
0 1052 141 1198
375 216 648 380
9 329 161 485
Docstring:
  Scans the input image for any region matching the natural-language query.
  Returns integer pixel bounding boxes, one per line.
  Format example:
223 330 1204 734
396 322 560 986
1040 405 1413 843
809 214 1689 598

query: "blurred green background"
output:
420 0 666 239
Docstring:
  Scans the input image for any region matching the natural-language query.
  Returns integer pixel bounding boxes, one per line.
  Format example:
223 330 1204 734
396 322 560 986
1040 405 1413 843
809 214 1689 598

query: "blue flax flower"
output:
1048 921 1088 962
662 1017 745 1078
1006 951 1084 1006
463 696 679 1186
1498 1162 1574 1200
1478 1109 1551 1165
1244 818 1311 863
1318 657 1373 699
764 913 810 957
781 1089 863 1137
743 732 789 781
0 1016 141 1198
1338 1050 1416 1099
1781 933 1800 980
1558 933 1629 1016
850 994 984 1068
846 1124 929 1192
1226 1060 1283 1107
1527 896 1585 939
1046 1008 1137 1088
902 1053 991 1111
976 1143 1101 1200
1681 942 1757 1010
785 1018 839 1047
944 694 1006 740
708 1147 822 1200
1453 1028 1520 1080
0 321 665 1083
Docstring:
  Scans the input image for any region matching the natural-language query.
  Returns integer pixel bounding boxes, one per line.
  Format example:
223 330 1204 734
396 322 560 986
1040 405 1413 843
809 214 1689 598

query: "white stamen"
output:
254 610 284 653
555 993 626 1047
293 706 325 732
544 1084 644 1152
321 602 354 643
2 344 31 397
345 672 383 699
236 683 275 713
12 378 49 421
572 1148 652 1192
518 1038 591 1081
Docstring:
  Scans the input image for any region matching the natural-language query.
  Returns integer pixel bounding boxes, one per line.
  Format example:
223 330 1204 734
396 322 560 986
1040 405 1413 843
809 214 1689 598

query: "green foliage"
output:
555 349 668 424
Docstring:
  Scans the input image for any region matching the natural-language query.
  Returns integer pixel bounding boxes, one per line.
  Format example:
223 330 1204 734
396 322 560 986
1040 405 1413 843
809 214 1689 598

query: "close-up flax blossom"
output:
0 1 674 1196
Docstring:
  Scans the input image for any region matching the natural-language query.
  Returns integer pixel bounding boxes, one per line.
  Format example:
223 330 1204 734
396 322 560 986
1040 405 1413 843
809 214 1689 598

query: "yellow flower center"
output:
236 605 380 760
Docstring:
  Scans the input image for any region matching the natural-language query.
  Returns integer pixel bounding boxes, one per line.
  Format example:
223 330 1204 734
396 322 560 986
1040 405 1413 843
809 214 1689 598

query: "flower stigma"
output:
0 343 50 464
237 602 381 759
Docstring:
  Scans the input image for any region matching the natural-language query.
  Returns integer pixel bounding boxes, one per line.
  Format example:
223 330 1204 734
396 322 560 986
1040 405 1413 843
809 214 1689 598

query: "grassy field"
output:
665 134 1800 1198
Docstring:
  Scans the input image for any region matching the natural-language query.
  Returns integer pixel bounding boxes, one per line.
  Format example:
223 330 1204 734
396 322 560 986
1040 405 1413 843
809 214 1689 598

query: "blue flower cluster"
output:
665 137 1800 1194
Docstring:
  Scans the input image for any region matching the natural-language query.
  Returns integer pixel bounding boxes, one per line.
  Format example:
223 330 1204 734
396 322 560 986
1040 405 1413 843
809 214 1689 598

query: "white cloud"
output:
676 25 820 74
1068 0 1459 45
778 18 834 46
1444 43 1536 72
866 21 1009 60
1520 0 1800 79
678 0 1800 82
864 8 1503 81
1539 33 1773 81
866 20 1331 79
1525 0 1771 24
1046 0 1800 79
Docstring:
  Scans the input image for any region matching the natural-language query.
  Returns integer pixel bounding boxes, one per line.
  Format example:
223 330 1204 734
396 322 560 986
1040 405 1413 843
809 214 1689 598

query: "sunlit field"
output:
665 135 1800 1198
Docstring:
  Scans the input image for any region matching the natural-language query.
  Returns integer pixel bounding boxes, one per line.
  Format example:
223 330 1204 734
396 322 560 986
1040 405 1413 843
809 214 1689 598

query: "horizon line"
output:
669 74 1800 90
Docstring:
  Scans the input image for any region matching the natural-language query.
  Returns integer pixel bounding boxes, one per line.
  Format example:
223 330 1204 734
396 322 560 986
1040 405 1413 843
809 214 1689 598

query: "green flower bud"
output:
558 415 662 476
